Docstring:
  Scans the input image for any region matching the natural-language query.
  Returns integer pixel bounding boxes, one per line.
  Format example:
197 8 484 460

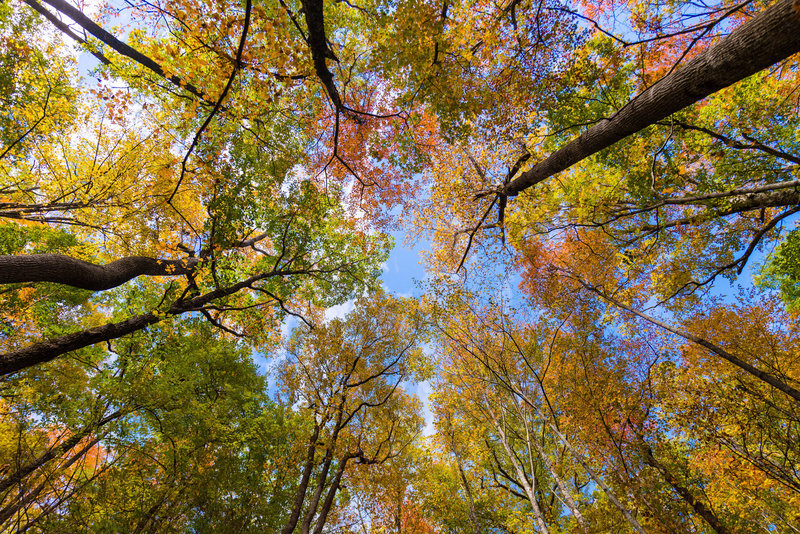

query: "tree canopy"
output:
1 0 800 530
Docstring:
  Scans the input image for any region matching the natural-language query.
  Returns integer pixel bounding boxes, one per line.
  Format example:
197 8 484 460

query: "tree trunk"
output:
524 417 589 533
504 0 800 197
0 410 123 494
0 254 198 291
542 416 648 534
454 453 481 534
489 407 550 534
0 271 275 376
640 443 730 534
640 188 800 232
310 456 350 534
0 435 102 526
281 422 323 534
301 406 346 534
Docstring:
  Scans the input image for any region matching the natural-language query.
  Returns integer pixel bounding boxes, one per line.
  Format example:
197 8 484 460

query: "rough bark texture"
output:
0 254 198 291
640 188 800 231
504 0 800 196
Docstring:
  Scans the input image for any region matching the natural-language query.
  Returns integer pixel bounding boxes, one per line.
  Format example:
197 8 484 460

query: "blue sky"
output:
381 231 428 296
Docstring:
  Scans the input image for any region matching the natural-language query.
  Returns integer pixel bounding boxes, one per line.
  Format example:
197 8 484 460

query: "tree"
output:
3 0 800 530
276 292 427 534
0 318 302 532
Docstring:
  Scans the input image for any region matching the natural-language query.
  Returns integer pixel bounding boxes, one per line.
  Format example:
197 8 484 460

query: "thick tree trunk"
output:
301 0 343 111
504 0 800 197
0 254 198 291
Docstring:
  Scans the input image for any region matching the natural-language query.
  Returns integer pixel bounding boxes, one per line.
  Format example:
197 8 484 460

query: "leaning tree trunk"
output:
310 456 350 534
23 0 208 102
0 254 198 291
281 422 323 534
0 271 272 376
0 410 124 494
0 435 102 526
640 442 731 534
504 0 800 196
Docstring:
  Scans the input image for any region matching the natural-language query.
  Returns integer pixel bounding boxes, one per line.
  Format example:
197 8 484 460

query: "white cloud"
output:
324 299 355 322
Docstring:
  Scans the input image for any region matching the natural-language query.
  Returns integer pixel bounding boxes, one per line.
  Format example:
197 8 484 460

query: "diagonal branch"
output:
302 0 343 111
502 0 800 197
0 254 199 291
31 0 209 102
167 0 253 206
571 273 800 403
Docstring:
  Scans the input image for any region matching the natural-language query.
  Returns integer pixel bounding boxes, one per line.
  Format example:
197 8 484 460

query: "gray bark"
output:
504 0 800 197
543 417 648 534
638 188 800 231
488 406 550 534
0 254 199 291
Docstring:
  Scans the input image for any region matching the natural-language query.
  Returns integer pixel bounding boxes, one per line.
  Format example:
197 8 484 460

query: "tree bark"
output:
281 422 322 534
0 254 198 291
525 419 589 533
0 410 123 494
0 270 284 376
301 404 346 534
504 0 800 197
640 444 730 534
488 407 550 534
301 0 343 111
310 456 350 534
639 188 800 232
542 416 648 534
454 452 481 534
28 0 208 102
